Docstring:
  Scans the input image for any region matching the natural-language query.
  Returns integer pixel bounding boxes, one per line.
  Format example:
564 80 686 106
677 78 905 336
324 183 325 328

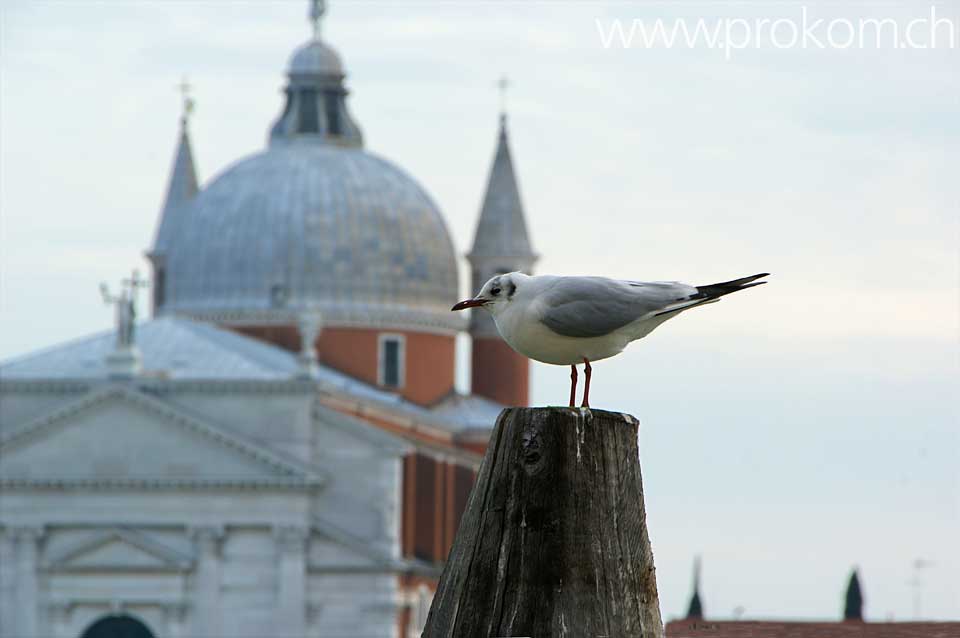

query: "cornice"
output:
0 477 318 490
139 379 315 394
0 377 315 394
466 252 538 265
46 596 189 609
0 380 92 393
166 305 466 335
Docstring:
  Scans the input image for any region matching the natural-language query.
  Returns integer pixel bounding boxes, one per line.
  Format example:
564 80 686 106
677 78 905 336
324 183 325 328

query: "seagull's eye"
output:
491 287 501 296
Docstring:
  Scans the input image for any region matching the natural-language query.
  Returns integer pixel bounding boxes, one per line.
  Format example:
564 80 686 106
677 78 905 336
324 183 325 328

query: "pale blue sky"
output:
1 0 957 622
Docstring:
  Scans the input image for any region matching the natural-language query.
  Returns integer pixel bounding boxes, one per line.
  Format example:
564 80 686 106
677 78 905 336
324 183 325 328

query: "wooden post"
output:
423 407 663 638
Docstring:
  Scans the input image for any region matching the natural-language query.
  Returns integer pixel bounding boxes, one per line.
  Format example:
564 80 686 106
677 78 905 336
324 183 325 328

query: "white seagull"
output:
452 272 768 408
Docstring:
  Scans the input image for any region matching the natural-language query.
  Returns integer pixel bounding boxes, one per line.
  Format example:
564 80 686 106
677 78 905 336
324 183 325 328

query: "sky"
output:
1 0 958 623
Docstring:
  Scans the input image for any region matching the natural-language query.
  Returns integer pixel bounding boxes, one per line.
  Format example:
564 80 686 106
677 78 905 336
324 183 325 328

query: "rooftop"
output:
666 620 960 638
0 317 501 436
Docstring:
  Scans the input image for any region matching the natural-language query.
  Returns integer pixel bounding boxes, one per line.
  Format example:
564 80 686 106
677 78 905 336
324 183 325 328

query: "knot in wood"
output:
520 425 544 475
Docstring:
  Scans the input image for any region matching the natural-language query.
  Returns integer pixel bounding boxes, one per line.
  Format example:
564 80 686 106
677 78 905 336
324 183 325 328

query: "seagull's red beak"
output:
451 298 487 311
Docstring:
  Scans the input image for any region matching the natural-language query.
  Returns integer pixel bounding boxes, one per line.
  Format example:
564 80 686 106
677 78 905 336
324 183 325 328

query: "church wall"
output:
315 328 454 406
231 325 456 407
0 521 404 638
220 528 290 638
471 336 530 407
308 571 400 638
161 387 315 462
221 529 277 600
400 454 476 564
0 533 15 637
313 420 403 556
402 331 457 405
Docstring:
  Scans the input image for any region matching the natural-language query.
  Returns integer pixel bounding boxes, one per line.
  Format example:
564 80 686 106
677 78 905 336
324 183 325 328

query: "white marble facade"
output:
0 319 432 638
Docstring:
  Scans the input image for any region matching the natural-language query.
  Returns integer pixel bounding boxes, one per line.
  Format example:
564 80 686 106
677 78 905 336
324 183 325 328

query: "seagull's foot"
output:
580 358 592 408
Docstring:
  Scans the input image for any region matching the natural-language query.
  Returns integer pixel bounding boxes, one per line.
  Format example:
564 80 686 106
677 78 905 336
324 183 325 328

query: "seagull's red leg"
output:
569 365 578 408
581 358 592 408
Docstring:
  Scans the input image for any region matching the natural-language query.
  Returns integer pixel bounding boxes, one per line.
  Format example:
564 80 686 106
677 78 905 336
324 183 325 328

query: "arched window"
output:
80 615 155 638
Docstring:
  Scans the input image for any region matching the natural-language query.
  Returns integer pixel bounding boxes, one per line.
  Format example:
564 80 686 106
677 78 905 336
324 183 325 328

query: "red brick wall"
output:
230 325 455 406
471 336 530 407
412 454 438 562
402 454 478 564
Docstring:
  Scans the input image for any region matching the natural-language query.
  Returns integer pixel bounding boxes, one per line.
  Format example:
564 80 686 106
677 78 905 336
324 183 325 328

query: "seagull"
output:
452 272 768 408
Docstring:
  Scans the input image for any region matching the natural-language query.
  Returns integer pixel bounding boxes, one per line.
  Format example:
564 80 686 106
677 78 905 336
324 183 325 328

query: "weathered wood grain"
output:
423 407 663 638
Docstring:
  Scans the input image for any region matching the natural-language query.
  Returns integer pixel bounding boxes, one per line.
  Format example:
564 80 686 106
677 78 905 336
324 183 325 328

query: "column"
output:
384 456 403 558
190 526 223 638
13 526 43 638
402 455 416 556
163 602 188 638
274 526 308 637
432 458 444 561
444 462 456 552
48 602 72 638
0 529 16 637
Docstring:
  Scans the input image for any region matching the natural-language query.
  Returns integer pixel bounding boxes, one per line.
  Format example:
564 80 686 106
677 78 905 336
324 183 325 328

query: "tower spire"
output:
151 95 200 255
466 100 538 407
147 84 201 314
685 555 704 619
844 567 864 621
468 109 536 266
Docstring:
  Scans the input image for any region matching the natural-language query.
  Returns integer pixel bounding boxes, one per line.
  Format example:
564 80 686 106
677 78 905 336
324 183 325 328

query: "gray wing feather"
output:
538 277 696 338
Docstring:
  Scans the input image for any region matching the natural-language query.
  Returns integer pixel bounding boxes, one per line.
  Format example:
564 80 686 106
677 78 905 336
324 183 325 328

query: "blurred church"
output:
0 2 537 637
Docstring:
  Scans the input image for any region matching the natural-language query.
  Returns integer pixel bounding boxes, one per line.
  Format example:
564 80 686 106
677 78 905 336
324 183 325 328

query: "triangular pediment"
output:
0 386 323 488
310 536 382 569
47 528 191 572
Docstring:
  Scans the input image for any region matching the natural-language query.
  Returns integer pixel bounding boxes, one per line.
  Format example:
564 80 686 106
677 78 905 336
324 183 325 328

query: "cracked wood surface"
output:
423 407 663 638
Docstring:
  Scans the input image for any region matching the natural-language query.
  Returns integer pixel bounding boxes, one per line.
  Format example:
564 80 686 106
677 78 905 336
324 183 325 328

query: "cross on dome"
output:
309 0 326 40
176 76 195 126
497 75 510 116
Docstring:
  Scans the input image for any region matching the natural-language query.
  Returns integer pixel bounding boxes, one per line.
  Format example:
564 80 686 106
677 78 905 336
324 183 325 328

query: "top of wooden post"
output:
424 406 663 638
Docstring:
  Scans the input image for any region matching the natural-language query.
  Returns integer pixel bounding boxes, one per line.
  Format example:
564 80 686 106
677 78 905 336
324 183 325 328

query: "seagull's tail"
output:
694 273 770 301
653 273 769 317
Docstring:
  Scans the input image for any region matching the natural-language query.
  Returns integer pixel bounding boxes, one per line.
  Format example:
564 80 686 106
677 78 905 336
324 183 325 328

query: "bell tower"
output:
467 108 537 406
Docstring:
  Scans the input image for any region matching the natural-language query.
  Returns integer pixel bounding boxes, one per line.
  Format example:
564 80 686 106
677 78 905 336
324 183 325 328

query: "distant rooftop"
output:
666 620 960 638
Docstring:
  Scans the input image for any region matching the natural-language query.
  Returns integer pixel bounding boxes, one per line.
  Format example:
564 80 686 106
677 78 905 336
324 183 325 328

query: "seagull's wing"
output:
536 277 698 338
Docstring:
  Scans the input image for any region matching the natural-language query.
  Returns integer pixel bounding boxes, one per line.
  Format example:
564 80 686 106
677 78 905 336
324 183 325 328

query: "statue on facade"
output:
100 270 148 349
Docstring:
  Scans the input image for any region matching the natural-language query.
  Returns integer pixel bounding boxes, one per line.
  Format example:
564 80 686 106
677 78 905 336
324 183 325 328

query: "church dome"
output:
154 10 462 333
161 143 460 331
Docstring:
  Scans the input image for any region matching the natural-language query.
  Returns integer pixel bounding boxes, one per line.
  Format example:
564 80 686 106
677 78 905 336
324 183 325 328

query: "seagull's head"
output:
451 272 525 316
